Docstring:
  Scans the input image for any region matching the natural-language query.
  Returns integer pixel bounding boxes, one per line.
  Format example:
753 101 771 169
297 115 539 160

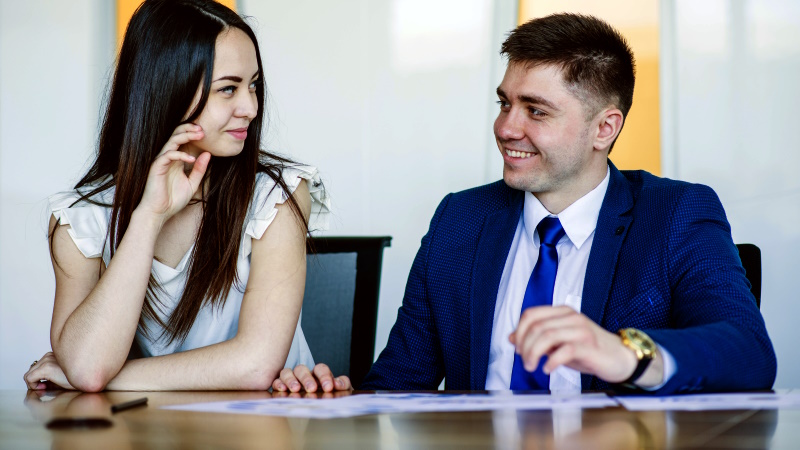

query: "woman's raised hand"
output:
138 123 211 222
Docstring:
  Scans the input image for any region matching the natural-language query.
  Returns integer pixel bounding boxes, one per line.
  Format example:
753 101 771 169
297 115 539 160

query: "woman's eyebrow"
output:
213 75 242 83
213 71 260 83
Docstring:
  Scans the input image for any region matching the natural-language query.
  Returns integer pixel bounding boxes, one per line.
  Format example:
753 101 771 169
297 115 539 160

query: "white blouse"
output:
47 164 330 369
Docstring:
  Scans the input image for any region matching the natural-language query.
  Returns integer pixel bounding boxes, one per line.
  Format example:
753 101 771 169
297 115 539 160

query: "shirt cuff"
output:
639 344 676 391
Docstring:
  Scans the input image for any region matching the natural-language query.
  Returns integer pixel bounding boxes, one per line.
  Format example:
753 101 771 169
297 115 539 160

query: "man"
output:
276 13 776 394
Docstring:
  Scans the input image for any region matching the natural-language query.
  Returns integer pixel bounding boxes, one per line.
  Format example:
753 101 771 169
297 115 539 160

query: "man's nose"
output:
495 110 524 141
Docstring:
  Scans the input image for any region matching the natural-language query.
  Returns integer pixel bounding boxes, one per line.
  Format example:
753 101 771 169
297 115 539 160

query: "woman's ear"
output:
182 84 204 122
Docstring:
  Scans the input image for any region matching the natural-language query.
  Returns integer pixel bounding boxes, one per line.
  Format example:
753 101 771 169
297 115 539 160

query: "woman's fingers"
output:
276 365 352 394
24 353 52 390
334 375 353 391
148 150 202 184
293 365 318 392
170 122 203 138
23 371 40 390
272 377 288 392
312 364 335 392
23 353 75 391
140 124 208 220
154 150 198 168
279 367 303 393
158 124 204 156
24 364 49 390
187 152 211 192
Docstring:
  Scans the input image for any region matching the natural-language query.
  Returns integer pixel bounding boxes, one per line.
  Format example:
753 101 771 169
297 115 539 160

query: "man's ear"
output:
594 108 624 151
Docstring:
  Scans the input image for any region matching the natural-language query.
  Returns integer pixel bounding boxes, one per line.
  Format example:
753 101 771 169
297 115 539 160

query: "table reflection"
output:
24 390 133 450
18 390 781 449
669 408 778 448
23 390 311 450
497 405 779 449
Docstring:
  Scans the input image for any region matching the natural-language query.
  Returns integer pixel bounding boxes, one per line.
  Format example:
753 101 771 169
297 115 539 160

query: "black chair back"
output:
301 236 391 387
736 243 761 308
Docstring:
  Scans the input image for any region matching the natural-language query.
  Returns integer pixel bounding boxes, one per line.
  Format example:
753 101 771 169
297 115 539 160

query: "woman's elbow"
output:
60 358 116 392
54 345 121 392
65 368 109 393
235 359 280 391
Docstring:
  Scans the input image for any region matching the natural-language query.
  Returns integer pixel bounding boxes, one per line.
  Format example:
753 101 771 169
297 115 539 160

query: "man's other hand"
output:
509 305 663 386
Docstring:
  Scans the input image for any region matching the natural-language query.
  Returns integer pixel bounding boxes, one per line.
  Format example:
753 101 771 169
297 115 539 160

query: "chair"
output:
301 236 392 388
736 243 762 309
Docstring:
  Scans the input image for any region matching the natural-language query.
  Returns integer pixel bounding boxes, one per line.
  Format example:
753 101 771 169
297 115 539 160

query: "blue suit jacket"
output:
362 163 776 394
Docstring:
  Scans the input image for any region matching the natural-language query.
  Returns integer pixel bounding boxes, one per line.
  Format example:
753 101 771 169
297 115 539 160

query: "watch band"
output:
617 328 656 387
622 355 653 385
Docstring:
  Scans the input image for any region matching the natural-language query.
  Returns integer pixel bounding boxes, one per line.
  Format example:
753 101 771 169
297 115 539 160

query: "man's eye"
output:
529 107 546 117
496 100 510 109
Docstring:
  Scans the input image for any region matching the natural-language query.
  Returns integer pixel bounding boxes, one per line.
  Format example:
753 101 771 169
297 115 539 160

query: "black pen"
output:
110 397 148 414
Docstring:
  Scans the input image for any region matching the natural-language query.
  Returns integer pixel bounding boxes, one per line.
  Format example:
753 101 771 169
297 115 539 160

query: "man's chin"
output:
503 170 540 193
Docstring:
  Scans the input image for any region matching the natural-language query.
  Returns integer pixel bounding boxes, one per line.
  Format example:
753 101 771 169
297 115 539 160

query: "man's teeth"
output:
505 150 534 158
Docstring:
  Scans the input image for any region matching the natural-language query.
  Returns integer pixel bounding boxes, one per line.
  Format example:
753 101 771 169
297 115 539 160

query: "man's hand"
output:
509 306 663 386
272 364 353 393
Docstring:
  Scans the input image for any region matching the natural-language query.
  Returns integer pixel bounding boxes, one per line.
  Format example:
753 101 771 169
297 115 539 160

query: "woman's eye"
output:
219 86 236 95
249 80 261 91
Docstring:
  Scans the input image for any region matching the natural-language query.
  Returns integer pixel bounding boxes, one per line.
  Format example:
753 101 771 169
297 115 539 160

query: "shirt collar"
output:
523 165 611 250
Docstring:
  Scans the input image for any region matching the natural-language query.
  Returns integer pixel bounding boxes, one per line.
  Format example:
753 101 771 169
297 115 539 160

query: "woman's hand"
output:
138 123 211 222
24 352 76 391
272 364 353 393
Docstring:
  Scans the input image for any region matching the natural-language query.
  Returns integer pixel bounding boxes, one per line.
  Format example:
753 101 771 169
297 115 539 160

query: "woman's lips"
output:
226 128 248 140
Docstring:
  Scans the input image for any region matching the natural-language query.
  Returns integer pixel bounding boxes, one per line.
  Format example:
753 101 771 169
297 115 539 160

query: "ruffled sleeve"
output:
47 190 111 259
244 164 331 248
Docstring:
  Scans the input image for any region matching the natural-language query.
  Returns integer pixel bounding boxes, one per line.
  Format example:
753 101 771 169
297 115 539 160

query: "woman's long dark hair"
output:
54 0 308 345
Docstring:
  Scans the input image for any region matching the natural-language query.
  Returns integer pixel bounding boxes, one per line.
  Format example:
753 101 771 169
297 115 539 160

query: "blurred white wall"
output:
661 0 800 389
240 0 517 375
0 0 114 389
1 0 797 390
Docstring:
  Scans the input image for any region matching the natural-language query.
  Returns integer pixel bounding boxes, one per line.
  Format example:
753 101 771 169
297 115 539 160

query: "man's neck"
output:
533 163 609 215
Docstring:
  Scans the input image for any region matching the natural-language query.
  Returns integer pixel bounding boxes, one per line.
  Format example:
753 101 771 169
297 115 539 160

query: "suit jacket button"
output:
615 226 625 235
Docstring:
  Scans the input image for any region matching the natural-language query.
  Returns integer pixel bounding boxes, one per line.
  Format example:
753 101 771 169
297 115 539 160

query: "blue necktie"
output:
510 216 565 390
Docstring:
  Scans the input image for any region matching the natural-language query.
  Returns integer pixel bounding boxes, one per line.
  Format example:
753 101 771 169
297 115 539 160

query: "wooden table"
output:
1 390 797 449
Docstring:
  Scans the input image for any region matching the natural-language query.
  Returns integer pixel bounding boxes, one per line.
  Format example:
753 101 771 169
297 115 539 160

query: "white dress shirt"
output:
485 166 674 391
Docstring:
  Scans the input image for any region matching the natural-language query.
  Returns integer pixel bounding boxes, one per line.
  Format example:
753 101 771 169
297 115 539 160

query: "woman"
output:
23 0 339 392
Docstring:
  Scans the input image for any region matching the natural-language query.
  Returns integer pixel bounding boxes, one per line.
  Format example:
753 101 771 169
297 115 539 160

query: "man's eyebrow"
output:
213 72 260 83
496 87 559 111
519 94 558 111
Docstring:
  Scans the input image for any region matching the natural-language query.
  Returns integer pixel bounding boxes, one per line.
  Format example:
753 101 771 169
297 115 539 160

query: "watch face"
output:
627 329 656 356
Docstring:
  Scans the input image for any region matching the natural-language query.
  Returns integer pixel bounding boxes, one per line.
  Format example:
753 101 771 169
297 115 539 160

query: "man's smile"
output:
504 149 537 159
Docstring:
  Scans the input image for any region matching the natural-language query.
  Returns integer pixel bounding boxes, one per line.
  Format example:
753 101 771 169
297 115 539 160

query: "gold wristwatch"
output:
618 328 656 385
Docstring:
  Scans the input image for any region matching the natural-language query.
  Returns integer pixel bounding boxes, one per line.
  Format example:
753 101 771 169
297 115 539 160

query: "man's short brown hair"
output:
501 13 635 120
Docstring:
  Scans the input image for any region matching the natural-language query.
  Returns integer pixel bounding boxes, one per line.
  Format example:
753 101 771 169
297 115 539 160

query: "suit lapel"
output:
469 188 524 390
580 162 634 389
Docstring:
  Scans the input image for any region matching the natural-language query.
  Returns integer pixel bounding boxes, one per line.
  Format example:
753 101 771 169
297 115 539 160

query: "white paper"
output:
616 389 800 411
163 392 617 419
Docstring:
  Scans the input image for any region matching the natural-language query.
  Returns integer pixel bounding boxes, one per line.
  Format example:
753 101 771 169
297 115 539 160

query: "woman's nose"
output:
235 91 258 119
